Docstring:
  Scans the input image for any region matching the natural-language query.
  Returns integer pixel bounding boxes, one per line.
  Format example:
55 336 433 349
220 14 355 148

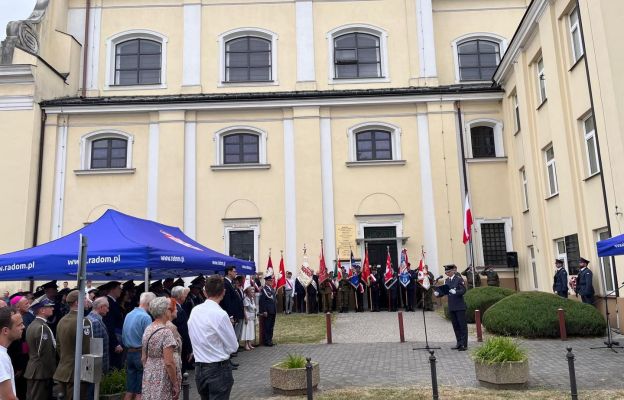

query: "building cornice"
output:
41 85 503 114
493 0 550 84
0 64 35 84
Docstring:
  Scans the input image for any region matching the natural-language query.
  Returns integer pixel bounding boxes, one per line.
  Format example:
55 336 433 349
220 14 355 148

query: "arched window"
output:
470 126 496 158
457 39 500 81
115 39 162 85
223 133 260 164
225 36 272 82
356 130 392 161
334 32 381 79
91 138 128 168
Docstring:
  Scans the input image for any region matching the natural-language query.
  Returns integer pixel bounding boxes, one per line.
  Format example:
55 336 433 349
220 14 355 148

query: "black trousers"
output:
449 309 468 348
371 288 380 311
557 291 568 298
263 313 276 345
195 361 234 400
581 295 594 304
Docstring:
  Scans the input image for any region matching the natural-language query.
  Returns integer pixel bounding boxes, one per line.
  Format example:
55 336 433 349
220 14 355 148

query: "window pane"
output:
478 41 499 54
249 37 270 51
92 148 108 159
336 64 357 78
249 52 270 67
117 54 138 69
481 223 507 266
357 150 372 160
226 52 248 68
335 34 356 48
587 137 598 174
92 140 109 149
481 67 497 80
584 116 595 133
111 148 126 158
471 126 496 158
375 150 391 159
358 131 371 141
139 70 160 84
243 134 258 144
110 158 126 168
226 67 248 81
140 40 160 54
480 53 499 67
458 41 478 54
117 70 138 85
91 159 108 169
357 140 372 151
357 34 379 47
224 154 241 164
229 230 254 261
375 140 390 150
572 33 582 60
243 144 257 153
111 139 127 148
139 54 161 69
117 40 139 54
459 54 479 67
224 135 241 145
249 67 270 81
570 8 579 25
224 143 240 155
546 147 554 160
226 38 248 52
359 63 380 78
358 48 380 63
565 234 580 275
243 153 259 163
548 164 557 193
336 49 357 63
460 68 480 81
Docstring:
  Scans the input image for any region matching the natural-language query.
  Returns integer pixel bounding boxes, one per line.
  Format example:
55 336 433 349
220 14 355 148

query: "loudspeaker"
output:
506 252 518 268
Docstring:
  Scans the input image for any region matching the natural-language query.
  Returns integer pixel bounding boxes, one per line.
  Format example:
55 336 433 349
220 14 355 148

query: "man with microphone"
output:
434 264 468 351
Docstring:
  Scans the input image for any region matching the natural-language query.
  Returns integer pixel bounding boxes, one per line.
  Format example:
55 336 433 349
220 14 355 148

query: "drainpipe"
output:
81 0 91 97
576 0 619 297
30 109 47 292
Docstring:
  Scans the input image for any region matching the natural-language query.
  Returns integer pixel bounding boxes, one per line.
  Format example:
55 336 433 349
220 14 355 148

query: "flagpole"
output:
469 221 476 288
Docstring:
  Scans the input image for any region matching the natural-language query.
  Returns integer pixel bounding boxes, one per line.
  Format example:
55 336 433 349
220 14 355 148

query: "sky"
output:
0 0 37 41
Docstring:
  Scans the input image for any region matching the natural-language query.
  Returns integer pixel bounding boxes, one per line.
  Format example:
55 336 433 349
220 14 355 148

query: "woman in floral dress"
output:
141 297 182 400
241 286 257 350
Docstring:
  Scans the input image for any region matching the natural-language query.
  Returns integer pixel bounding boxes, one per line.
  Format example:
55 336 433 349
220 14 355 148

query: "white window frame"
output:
223 218 260 266
474 217 513 267
347 122 402 163
583 114 600 176
536 57 547 104
596 228 616 295
217 27 279 87
464 119 505 159
214 126 268 166
327 24 389 84
569 7 584 63
528 245 538 289
105 29 168 90
520 167 529 211
451 33 507 84
544 144 558 196
554 238 568 274
79 130 134 170
513 93 521 133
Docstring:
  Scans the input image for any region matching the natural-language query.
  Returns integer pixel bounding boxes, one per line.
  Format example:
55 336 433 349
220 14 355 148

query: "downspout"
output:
81 0 91 97
31 109 47 292
576 0 619 296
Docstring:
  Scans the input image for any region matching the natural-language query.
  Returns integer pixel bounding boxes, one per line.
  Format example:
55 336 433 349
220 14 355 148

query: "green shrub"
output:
280 353 307 369
443 286 515 323
473 336 527 364
483 291 606 338
100 368 126 395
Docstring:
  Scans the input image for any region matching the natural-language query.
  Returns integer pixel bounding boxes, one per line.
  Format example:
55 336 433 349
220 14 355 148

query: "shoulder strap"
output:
145 326 167 354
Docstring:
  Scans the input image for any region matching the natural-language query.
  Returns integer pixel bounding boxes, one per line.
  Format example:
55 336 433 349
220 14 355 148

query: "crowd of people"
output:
0 267 279 400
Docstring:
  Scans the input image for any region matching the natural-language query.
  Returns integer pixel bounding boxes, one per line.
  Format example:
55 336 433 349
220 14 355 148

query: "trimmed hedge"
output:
444 286 515 323
483 291 606 338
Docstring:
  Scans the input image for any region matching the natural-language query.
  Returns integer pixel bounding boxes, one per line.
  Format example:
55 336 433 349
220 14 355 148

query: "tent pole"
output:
145 268 149 292
73 235 88 400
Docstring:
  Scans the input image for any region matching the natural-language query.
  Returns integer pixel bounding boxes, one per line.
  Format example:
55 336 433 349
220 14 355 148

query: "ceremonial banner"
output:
384 250 396 289
266 254 275 288
348 250 360 289
297 254 314 288
417 249 430 290
334 256 343 287
361 246 374 285
399 248 411 287
276 255 287 290
319 246 329 283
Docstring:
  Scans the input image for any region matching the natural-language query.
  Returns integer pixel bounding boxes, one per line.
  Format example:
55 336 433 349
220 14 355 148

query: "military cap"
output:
190 275 205 285
173 278 185 287
122 280 136 290
33 287 45 298
41 280 58 290
30 295 55 310
58 288 71 296
65 290 81 304
189 282 203 289
579 257 590 265
97 281 121 291
555 258 564 265
164 277 175 283
149 280 163 290
265 275 274 281
443 264 457 272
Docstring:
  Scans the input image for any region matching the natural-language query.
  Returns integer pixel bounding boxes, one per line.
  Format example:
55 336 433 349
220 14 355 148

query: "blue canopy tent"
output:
0 209 255 281
597 233 624 258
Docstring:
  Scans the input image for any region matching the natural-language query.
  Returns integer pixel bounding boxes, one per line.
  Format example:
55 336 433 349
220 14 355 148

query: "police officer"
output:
552 259 569 298
406 268 417 311
481 266 500 287
369 266 381 312
462 265 481 289
435 264 468 351
575 257 595 304
259 275 277 346
24 296 57 400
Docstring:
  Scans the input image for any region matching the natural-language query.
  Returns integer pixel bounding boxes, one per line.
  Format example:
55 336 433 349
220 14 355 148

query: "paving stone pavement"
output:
187 312 624 399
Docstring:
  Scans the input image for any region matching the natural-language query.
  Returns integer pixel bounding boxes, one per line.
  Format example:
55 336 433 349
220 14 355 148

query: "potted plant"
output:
99 368 126 400
473 336 528 388
270 353 320 395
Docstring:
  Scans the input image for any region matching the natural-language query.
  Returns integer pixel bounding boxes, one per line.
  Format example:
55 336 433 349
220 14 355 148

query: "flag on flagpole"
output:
399 248 411 287
417 248 430 290
276 254 287 290
266 254 275 288
361 245 373 285
297 250 314 288
463 194 473 244
348 249 360 289
334 254 342 287
319 245 329 283
384 249 396 289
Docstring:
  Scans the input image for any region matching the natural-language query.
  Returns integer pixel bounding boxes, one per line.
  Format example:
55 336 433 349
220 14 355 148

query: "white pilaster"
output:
417 113 439 276
183 4 201 86
283 118 297 271
295 0 316 82
86 6 102 90
416 0 437 78
184 121 197 238
51 119 68 239
320 118 336 263
147 122 159 220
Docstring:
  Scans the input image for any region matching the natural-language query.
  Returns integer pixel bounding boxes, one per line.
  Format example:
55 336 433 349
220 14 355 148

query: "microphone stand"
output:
590 282 624 353
413 276 442 352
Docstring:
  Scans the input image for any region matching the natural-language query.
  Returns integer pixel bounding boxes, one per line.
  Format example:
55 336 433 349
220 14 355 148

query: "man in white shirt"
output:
189 274 238 400
0 307 25 400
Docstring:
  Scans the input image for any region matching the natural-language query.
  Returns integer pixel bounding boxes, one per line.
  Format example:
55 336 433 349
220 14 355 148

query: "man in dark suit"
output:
172 286 193 372
184 281 204 316
553 259 569 298
102 281 124 370
24 296 57 400
295 278 306 313
307 275 319 313
219 267 244 368
575 257 595 304
435 264 468 351
259 276 277 346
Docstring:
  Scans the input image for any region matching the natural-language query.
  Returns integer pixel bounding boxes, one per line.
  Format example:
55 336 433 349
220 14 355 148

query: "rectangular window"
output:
481 223 507 267
537 58 546 104
569 7 584 63
228 230 254 262
520 167 529 211
513 94 521 132
529 246 538 289
583 115 600 175
544 145 558 196
598 230 615 293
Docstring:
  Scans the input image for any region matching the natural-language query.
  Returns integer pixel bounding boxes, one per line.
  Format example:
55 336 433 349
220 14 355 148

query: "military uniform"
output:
481 267 500 287
259 277 277 346
436 265 468 350
553 260 569 298
575 258 595 304
320 279 334 313
25 299 57 400
369 269 381 312
462 267 481 289
405 270 417 311
338 274 350 312
420 271 435 311
53 306 91 400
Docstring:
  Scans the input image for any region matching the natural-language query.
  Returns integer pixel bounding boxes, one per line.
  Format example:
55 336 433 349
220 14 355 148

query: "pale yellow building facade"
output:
1 0 622 316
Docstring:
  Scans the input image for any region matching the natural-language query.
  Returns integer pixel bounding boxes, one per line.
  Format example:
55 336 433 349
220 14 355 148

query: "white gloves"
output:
449 289 457 295
433 291 440 297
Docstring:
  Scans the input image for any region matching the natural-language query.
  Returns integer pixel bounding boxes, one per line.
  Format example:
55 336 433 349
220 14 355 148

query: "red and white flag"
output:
417 249 430 290
319 246 329 283
276 254 287 290
266 254 276 288
462 195 473 244
384 250 396 289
